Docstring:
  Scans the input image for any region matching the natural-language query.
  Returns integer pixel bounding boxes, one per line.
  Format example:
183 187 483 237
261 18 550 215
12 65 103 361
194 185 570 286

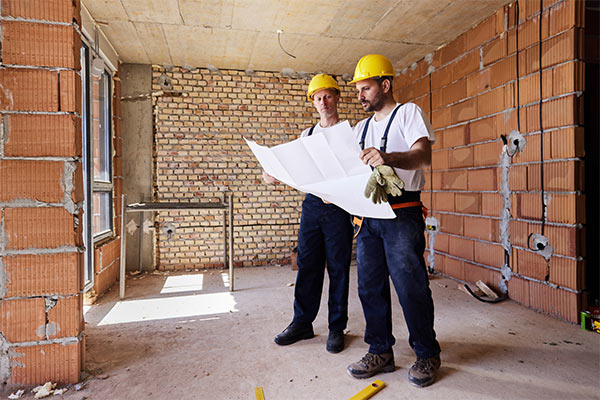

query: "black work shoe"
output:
347 351 395 379
326 330 344 353
274 322 314 346
408 355 441 387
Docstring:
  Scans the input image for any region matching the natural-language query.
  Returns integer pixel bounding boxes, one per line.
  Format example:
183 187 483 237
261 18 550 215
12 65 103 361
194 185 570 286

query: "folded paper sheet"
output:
245 121 395 219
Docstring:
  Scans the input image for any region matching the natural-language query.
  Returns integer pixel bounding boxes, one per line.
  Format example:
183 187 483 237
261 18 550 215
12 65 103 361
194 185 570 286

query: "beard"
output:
360 91 385 112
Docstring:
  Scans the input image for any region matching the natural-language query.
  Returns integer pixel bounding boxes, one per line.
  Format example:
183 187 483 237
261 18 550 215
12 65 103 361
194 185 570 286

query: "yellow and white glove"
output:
364 166 404 204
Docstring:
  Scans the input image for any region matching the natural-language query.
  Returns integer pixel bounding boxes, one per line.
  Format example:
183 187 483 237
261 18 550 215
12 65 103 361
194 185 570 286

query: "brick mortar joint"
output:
0 156 80 162
0 208 5 255
511 244 580 261
95 256 120 275
0 201 79 214
0 111 82 119
0 64 81 73
7 335 82 348
0 115 4 158
0 16 79 28
1 293 78 301
0 246 82 257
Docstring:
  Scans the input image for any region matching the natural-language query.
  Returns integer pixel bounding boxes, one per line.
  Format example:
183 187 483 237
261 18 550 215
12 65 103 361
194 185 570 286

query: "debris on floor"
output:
475 280 499 300
74 381 87 391
458 284 484 297
8 389 24 399
286 282 294 287
32 382 57 399
461 280 507 303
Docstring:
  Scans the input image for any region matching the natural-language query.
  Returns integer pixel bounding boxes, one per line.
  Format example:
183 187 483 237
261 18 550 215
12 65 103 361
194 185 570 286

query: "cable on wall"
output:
538 0 547 236
425 71 439 275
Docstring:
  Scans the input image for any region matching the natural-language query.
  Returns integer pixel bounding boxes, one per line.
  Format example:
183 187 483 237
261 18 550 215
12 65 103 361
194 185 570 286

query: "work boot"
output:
408 355 441 387
326 330 344 353
346 351 395 379
274 322 314 346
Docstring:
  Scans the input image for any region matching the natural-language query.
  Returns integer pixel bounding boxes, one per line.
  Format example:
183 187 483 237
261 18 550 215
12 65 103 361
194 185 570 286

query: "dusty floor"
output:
10 265 600 400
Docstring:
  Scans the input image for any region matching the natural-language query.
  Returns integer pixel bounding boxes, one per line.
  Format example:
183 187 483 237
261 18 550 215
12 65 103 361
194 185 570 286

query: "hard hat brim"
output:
349 74 393 84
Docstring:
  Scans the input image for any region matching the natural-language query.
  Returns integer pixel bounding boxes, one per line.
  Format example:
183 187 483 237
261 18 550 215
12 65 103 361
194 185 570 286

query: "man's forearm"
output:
382 148 431 170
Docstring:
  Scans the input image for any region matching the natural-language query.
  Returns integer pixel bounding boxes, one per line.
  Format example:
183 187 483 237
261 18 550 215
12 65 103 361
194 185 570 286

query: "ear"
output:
381 78 391 94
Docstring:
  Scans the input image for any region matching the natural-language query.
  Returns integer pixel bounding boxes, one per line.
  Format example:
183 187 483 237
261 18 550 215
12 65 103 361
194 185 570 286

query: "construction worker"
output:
263 73 354 353
346 54 441 387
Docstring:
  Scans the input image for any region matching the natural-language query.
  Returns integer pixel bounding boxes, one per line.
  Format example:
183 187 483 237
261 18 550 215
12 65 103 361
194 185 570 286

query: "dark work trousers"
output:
356 206 441 359
292 193 353 332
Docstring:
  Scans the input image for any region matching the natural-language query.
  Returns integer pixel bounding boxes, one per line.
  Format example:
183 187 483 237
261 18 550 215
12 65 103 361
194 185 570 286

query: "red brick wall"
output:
152 67 367 269
0 0 84 386
395 0 585 322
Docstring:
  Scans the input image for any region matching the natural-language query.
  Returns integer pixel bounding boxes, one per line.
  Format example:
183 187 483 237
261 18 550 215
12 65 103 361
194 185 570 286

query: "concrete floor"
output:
19 265 600 399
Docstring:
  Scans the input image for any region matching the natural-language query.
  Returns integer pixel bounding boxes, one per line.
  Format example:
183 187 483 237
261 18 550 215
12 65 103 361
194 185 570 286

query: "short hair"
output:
373 76 394 92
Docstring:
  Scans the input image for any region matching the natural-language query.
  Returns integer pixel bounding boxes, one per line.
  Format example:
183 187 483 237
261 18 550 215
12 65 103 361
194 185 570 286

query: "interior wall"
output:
0 0 84 386
151 67 368 269
121 64 154 271
394 0 585 322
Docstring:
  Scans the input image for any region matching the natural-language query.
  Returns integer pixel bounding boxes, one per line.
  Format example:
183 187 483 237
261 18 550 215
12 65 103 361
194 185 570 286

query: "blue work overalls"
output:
292 125 354 332
356 106 441 359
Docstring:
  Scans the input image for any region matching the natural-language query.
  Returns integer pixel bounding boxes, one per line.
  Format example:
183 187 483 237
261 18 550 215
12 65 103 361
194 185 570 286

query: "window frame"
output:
80 36 115 245
91 68 114 241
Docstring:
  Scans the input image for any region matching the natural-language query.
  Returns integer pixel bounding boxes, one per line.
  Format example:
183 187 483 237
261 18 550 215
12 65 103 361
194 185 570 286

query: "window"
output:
81 40 114 246
91 69 113 238
81 41 115 288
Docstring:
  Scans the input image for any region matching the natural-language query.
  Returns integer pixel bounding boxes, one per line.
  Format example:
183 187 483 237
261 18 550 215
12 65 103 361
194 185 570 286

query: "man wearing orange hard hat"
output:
263 73 353 354
346 54 441 387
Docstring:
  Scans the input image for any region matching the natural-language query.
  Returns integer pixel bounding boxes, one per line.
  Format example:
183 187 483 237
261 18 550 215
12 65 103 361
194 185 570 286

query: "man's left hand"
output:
360 147 386 167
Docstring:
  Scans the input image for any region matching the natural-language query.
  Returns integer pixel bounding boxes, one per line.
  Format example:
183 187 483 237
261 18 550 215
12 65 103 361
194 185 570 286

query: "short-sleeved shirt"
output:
353 103 435 191
299 120 346 138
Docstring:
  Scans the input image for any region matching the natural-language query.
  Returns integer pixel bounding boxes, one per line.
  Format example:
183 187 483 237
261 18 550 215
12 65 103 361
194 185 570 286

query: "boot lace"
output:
360 353 385 368
413 358 437 373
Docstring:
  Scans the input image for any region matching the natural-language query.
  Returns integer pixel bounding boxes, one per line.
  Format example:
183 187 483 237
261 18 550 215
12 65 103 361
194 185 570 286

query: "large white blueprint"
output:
245 120 395 219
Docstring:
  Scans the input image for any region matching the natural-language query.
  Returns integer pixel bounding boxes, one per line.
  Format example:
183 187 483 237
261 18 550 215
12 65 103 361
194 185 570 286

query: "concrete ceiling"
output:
82 0 511 76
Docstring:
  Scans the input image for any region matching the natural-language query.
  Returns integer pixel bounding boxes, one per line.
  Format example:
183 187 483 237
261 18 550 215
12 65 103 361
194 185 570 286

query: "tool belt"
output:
352 191 427 238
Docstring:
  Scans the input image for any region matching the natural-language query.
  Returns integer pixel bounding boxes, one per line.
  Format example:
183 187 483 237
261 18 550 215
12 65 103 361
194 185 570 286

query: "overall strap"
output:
359 104 402 152
380 104 402 152
307 125 316 136
359 116 373 150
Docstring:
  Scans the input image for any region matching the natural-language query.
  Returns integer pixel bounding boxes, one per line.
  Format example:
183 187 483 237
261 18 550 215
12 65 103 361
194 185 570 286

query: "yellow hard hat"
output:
349 54 395 84
307 73 340 101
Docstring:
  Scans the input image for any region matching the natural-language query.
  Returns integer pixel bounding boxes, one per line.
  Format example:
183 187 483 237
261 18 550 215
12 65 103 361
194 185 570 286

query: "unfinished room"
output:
0 0 598 399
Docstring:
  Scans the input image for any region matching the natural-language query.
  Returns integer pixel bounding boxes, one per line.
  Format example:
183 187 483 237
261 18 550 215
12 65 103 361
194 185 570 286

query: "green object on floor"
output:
580 311 591 330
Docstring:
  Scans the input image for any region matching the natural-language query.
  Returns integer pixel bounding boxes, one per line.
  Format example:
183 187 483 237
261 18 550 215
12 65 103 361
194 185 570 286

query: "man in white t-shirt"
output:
346 54 442 387
263 74 354 354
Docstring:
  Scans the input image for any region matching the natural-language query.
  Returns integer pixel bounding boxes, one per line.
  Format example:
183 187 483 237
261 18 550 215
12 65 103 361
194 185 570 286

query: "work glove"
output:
377 165 404 197
364 166 404 204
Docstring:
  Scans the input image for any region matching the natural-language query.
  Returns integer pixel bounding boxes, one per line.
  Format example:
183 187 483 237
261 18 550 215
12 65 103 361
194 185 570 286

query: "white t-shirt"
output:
353 103 435 191
299 120 346 138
